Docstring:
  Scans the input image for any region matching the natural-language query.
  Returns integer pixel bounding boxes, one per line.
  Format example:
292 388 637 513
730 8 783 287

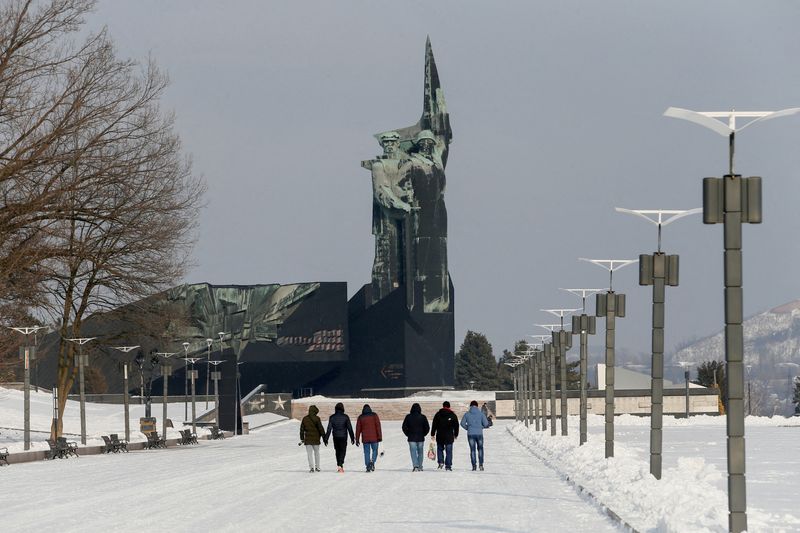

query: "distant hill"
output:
672 300 800 375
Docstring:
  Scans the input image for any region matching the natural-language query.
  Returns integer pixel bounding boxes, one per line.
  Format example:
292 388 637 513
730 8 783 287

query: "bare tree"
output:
0 1 205 436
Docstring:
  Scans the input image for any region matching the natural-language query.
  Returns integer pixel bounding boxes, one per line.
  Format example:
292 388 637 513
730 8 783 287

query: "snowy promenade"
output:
1 419 619 532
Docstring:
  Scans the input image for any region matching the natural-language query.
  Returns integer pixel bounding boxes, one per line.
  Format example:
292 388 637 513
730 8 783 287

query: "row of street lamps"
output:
509 106 799 533
5 329 235 450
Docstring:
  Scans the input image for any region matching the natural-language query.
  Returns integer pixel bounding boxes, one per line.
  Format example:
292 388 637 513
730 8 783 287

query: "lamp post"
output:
8 326 46 451
537 323 563 437
205 338 213 409
110 345 140 443
182 341 190 420
154 352 176 443
665 107 800 533
744 364 753 416
528 347 541 431
526 341 545 431
180 347 203 433
208 360 225 424
528 335 550 431
505 362 519 421
543 309 578 437
66 337 96 445
616 207 700 479
676 361 695 418
580 258 636 458
562 288 603 446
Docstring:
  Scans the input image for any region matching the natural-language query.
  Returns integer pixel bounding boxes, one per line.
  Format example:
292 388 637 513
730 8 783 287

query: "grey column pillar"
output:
23 347 31 451
533 353 541 431
579 329 588 445
547 344 556 435
597 291 625 458
640 251 679 479
704 173 761 533
77 352 87 445
512 369 519 422
559 337 568 436
527 360 534 427
521 364 528 427
123 363 130 442
540 351 547 431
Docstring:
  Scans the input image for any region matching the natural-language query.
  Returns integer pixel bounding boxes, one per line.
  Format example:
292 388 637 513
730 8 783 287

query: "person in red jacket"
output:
355 404 382 472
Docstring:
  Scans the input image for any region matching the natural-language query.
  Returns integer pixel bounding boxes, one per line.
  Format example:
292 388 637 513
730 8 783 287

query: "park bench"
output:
209 426 225 440
101 436 115 453
47 438 79 459
58 437 79 458
110 434 128 453
145 431 166 449
0 447 8 466
178 429 198 445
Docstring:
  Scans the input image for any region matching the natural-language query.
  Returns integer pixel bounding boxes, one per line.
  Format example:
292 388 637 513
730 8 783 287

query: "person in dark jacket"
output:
402 403 430 472
300 405 327 472
325 402 355 473
430 400 459 470
355 404 382 472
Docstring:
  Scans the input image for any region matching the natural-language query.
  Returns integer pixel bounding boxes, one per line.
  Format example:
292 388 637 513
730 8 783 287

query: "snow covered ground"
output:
511 414 800 532
3 387 798 532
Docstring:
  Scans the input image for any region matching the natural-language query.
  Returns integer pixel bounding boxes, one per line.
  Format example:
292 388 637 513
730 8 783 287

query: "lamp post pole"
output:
110 346 140 443
665 106 800 532
542 309 579 437
580 258 636 458
184 356 203 434
508 363 519 422
66 337 96 445
8 326 46 451
616 207 700 479
536 326 563 436
182 342 190 420
562 289 602 446
205 338 213 409
155 352 176 443
527 339 548 432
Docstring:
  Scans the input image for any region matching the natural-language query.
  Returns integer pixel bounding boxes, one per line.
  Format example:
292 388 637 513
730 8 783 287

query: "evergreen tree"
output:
696 360 726 412
454 331 499 390
792 376 800 415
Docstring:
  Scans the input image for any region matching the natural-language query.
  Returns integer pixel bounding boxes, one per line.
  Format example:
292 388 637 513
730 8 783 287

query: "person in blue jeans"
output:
431 401 459 470
460 400 491 471
402 403 430 471
355 404 382 472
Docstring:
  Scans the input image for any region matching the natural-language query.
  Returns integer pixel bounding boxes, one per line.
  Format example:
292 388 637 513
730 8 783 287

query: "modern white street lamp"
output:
66 337 96 445
110 345 140 443
154 352 177 443
665 106 800 533
8 326 46 450
542 309 579 437
616 207 700 480
579 258 636 458
561 289 603 446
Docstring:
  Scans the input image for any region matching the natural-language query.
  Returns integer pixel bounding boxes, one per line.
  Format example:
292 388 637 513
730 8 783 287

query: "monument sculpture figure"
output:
363 37 453 313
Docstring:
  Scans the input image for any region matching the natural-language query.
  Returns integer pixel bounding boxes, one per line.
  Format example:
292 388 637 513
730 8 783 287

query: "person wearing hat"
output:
460 400 492 471
430 400 459 470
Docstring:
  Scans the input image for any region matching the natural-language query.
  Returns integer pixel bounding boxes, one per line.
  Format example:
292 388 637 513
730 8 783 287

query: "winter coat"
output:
326 403 355 442
402 403 430 442
460 405 491 436
355 405 382 444
300 405 327 446
431 407 460 444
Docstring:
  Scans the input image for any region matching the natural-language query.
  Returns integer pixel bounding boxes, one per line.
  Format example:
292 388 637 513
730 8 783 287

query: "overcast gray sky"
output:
88 1 800 366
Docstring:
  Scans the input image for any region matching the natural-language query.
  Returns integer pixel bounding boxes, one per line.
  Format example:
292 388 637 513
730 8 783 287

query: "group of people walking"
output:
299 400 492 473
